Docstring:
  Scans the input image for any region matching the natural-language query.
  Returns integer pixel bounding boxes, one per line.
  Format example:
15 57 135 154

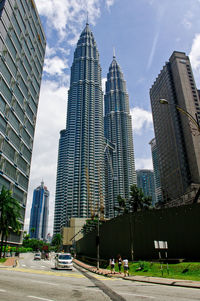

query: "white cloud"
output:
189 33 200 87
25 80 68 234
45 45 56 57
130 107 153 135
102 77 107 94
135 158 153 170
35 0 115 42
106 0 115 9
182 10 193 29
44 56 68 76
147 31 159 71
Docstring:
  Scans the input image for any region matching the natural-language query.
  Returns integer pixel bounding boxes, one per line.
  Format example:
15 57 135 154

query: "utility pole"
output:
97 209 100 270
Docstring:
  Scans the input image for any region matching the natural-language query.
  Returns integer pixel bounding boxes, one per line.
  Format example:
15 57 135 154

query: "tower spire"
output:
113 47 116 59
86 11 89 25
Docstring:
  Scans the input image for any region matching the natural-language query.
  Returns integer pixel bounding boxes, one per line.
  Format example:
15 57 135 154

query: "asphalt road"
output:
0 253 200 301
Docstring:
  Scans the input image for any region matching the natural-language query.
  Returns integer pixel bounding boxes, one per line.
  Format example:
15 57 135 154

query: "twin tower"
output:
54 24 136 234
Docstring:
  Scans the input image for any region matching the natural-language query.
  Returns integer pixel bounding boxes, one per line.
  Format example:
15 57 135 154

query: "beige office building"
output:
150 51 200 202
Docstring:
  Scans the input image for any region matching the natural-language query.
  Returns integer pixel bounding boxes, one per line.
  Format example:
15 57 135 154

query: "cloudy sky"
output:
25 0 200 234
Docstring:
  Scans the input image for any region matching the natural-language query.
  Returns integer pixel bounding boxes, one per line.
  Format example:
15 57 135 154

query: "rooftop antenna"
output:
86 11 89 25
113 47 116 59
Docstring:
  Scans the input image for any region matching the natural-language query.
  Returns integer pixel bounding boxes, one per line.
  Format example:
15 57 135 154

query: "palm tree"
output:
51 233 62 252
129 184 152 212
0 186 22 258
114 195 128 216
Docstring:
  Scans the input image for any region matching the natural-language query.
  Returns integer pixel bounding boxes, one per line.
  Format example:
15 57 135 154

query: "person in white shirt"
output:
123 258 129 276
110 257 115 274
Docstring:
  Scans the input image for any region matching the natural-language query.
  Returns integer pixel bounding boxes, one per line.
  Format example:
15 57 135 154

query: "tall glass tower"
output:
54 23 104 234
104 54 136 218
29 181 49 241
0 0 46 244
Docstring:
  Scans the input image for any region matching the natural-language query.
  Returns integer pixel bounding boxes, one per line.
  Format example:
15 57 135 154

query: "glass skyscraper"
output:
54 23 104 234
104 54 136 218
29 181 49 241
0 0 46 244
149 138 163 204
136 169 156 205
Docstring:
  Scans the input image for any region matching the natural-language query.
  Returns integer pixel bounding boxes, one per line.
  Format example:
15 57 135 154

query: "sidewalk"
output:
0 257 18 268
73 258 200 289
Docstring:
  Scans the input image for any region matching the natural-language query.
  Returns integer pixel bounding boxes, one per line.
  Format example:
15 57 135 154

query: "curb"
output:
13 259 18 268
74 260 200 289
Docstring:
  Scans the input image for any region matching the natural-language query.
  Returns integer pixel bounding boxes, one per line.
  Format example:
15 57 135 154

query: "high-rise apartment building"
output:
54 129 67 234
150 51 200 202
149 138 163 204
0 0 46 244
136 169 156 205
54 23 104 234
29 181 49 241
104 54 136 218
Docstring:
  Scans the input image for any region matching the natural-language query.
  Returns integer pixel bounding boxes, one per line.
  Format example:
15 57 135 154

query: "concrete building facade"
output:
150 51 200 202
0 0 46 244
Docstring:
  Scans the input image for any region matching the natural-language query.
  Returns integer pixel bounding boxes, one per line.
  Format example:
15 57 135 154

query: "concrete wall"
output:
76 203 200 260
63 218 87 246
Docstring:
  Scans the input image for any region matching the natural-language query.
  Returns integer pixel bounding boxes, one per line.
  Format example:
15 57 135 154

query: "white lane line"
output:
28 296 55 301
0 289 6 292
30 280 58 286
120 292 155 299
41 266 45 268
22 264 26 267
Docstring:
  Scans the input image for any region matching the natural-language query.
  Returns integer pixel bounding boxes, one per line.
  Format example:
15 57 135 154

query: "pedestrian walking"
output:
110 257 115 274
123 258 129 277
117 255 122 274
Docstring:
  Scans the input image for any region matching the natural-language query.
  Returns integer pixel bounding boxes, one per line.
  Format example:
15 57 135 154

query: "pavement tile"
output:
0 257 17 267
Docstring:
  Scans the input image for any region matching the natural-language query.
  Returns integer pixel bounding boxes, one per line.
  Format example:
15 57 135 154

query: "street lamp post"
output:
97 210 100 270
159 99 200 133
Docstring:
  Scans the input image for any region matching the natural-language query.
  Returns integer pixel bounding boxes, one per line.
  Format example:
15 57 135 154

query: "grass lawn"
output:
0 258 6 263
108 261 200 281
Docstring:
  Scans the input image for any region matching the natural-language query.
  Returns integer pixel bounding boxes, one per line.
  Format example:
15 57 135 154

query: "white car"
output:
55 253 73 270
34 253 41 260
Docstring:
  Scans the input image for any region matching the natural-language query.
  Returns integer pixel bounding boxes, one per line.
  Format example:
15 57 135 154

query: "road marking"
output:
30 280 58 286
28 296 54 301
120 292 155 299
8 267 85 278
22 264 26 267
41 266 45 268
0 289 6 292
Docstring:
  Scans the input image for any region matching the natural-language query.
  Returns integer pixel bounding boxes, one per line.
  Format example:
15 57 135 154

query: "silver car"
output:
55 253 73 270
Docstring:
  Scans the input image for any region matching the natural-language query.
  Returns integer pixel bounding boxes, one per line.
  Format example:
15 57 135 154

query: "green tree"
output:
23 237 47 251
51 233 62 252
114 195 128 215
30 227 35 237
129 184 152 213
0 186 22 258
81 218 98 235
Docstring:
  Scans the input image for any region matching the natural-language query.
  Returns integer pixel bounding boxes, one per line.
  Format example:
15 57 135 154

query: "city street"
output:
0 254 200 300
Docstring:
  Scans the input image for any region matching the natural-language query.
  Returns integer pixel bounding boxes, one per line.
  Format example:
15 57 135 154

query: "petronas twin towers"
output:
54 24 136 234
